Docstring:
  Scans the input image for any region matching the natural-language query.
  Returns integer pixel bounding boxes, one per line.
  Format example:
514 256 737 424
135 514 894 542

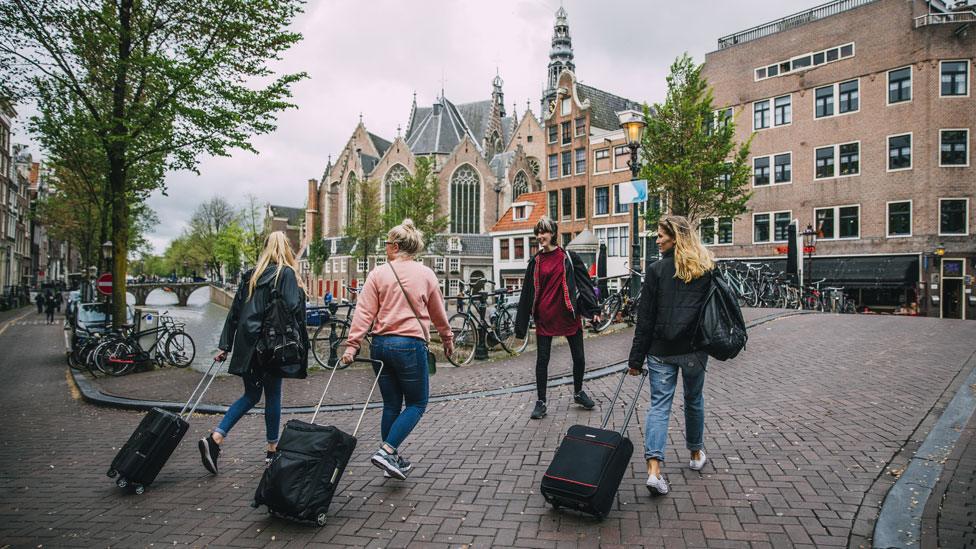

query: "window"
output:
561 188 572 219
815 86 834 118
754 42 855 81
449 257 460 273
384 164 409 217
448 237 462 252
527 135 533 143
324 261 331 273
561 98 571 115
575 117 586 136
700 217 733 245
357 258 368 273
838 80 859 113
713 107 733 130
887 201 912 237
774 95 791 126
620 226 629 258
815 146 835 179
753 156 770 186
434 257 445 273
561 150 572 176
940 198 969 235
773 212 791 241
561 121 571 145
753 214 770 243
613 184 629 214
888 67 911 104
753 100 770 130
940 129 969 166
839 142 859 175
594 149 610 173
575 186 586 219
449 279 460 296
594 187 609 216
753 211 790 243
548 190 558 219
513 237 525 259
345 173 358 225
774 153 792 183
888 134 912 171
450 164 480 233
941 60 969 97
547 124 557 143
613 145 629 171
513 205 527 220
815 205 859 239
512 171 529 199
548 154 558 179
606 227 618 256
574 147 586 174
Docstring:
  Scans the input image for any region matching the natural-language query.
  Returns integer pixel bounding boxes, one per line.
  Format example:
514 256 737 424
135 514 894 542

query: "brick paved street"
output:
1 312 974 548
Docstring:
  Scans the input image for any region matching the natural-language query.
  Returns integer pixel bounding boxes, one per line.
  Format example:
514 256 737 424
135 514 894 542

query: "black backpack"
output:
258 277 305 375
695 274 748 361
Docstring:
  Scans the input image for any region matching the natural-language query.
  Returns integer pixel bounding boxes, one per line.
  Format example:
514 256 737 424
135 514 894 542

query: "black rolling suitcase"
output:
540 368 648 519
253 358 383 526
106 359 220 494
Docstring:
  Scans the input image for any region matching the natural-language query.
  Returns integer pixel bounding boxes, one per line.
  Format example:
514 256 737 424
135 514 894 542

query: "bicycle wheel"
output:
312 319 351 370
165 330 196 367
494 305 527 354
594 293 621 332
94 338 138 376
447 313 477 366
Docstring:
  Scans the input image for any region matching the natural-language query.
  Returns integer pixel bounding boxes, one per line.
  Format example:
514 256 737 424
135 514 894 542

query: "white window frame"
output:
885 200 913 238
813 79 861 119
593 148 610 175
813 141 861 180
448 236 462 252
699 216 734 246
753 42 855 81
330 240 337 254
434 256 445 273
561 98 572 116
751 210 792 244
752 98 771 131
612 145 630 172
939 128 970 168
324 261 331 274
547 124 558 144
574 147 586 175
939 197 970 236
752 151 792 187
449 257 461 273
712 107 733 130
886 66 912 106
612 183 630 215
340 260 346 273
886 132 913 172
498 238 510 261
814 84 835 119
448 279 460 296
772 94 792 127
357 258 368 272
813 204 861 241
513 205 528 221
593 186 610 218
939 59 971 98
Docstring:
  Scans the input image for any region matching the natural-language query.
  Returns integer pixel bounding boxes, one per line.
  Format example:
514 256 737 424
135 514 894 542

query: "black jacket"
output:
515 248 600 339
219 265 308 378
627 249 712 369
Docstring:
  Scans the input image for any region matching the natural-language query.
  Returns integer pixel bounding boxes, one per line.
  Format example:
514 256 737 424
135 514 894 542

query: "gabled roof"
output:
576 83 642 132
427 234 493 256
269 205 304 227
405 96 486 155
489 191 547 233
360 153 380 176
368 132 392 158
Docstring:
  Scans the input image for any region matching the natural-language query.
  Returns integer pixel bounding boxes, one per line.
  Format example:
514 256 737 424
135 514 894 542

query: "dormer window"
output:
514 205 528 220
448 237 462 252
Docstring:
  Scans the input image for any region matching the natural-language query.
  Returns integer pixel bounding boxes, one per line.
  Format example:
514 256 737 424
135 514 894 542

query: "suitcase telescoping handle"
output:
600 366 648 435
310 357 384 439
179 359 221 421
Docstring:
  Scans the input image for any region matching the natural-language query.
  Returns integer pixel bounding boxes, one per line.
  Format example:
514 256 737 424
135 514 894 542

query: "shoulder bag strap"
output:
388 262 429 342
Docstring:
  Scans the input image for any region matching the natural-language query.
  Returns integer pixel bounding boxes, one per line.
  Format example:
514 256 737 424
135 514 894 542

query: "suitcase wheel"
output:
134 485 145 495
106 468 118 479
316 513 327 527
116 478 128 489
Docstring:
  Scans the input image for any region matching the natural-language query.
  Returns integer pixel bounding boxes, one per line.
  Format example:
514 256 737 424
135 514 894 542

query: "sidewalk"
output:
921 402 976 549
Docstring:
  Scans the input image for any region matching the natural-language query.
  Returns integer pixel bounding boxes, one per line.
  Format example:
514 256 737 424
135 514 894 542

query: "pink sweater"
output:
345 259 453 351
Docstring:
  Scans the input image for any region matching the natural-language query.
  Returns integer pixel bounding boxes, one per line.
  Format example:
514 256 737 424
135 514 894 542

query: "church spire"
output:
544 5 575 106
492 70 505 118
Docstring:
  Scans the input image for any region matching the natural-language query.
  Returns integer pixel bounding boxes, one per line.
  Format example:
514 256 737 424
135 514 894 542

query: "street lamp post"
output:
618 109 646 299
801 224 816 288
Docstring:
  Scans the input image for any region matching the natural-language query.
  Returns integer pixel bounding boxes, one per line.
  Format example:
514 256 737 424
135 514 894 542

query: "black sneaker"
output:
530 400 547 419
198 435 220 474
574 390 595 410
370 447 406 480
265 450 276 468
383 455 413 478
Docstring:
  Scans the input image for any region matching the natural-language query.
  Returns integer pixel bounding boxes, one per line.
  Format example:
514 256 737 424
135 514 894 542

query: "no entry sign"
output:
96 273 113 295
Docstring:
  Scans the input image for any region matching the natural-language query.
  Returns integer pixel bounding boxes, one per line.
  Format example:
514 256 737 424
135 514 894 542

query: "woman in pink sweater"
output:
341 219 455 480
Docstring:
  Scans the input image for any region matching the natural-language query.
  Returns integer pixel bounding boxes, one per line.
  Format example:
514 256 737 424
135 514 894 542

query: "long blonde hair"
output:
248 231 305 299
659 215 715 283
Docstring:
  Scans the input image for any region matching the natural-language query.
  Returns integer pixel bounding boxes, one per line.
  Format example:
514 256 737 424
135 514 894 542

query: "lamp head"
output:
616 109 646 147
101 240 113 260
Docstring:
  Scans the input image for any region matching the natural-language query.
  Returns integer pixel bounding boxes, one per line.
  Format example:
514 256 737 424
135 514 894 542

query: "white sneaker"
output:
646 474 670 496
689 451 707 471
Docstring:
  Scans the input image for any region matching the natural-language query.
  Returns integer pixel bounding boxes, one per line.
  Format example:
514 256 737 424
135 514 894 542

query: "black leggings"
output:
535 328 585 401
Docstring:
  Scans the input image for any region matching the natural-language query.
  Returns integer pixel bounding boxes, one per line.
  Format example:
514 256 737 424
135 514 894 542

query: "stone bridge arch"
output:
127 282 211 306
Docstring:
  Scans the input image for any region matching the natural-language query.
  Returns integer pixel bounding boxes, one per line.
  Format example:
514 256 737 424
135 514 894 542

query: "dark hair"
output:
534 216 558 236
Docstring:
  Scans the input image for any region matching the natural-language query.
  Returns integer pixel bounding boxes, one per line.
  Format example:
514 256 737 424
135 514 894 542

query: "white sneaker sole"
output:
371 454 407 480
689 454 707 471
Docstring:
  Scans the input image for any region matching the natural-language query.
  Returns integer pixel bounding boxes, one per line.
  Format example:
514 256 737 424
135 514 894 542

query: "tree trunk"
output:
109 0 133 327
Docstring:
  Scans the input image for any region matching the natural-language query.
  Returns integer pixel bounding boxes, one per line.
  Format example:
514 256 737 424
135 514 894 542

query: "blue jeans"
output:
370 335 429 450
215 371 283 444
643 355 706 462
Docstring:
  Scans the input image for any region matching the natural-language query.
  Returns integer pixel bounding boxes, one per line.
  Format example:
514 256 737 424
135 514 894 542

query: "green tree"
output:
639 54 753 227
307 238 330 277
187 196 236 280
383 157 449 246
240 194 266 266
214 221 245 282
344 177 383 274
1 0 305 325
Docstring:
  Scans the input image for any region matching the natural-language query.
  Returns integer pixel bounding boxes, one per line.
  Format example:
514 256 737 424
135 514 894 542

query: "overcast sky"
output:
14 0 824 253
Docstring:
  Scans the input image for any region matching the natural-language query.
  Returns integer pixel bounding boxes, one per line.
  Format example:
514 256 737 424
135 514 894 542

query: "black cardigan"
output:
514 248 600 339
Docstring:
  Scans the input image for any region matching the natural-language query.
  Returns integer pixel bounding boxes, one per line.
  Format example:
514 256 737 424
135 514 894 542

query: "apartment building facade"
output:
703 0 975 319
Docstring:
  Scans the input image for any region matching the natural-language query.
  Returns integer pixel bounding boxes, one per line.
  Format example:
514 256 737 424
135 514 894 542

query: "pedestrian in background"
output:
341 219 455 481
199 231 308 475
35 291 44 314
627 215 714 496
44 291 56 324
514 216 601 420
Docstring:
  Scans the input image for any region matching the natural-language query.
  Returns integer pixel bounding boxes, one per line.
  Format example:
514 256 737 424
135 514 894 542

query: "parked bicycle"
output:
309 284 365 370
91 313 196 376
592 267 644 332
447 278 526 366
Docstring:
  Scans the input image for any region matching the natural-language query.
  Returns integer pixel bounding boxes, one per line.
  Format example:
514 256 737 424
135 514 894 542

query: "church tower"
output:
543 6 575 109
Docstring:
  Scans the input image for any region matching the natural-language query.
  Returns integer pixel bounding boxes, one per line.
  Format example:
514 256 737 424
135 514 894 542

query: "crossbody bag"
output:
388 263 437 375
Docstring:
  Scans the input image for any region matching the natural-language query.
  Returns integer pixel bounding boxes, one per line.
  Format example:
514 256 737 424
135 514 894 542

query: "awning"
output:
809 255 918 289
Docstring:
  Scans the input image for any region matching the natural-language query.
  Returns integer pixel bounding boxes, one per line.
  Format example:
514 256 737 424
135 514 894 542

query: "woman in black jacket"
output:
627 215 714 496
515 217 601 420
198 231 308 474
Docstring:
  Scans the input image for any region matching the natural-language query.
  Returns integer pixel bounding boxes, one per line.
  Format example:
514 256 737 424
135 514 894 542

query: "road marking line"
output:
66 368 81 400
0 310 33 338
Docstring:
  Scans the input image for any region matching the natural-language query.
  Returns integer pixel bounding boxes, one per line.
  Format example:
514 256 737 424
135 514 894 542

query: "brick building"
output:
702 0 975 319
0 101 14 293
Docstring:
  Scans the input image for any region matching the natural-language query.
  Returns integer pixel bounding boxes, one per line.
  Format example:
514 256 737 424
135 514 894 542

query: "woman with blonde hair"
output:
626 215 715 496
199 231 308 475
341 219 454 480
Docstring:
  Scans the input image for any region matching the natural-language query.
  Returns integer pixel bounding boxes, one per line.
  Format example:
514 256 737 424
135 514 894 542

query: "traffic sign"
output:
96 273 113 295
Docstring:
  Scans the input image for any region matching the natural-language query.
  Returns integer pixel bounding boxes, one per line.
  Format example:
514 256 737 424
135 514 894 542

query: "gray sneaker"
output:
371 447 406 480
530 400 547 419
383 455 413 478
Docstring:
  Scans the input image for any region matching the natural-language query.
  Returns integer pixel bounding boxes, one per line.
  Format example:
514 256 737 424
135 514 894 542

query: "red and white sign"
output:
96 273 113 295
803 245 817 254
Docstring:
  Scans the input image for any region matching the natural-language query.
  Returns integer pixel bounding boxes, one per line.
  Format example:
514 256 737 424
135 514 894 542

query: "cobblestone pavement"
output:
1 313 974 548
922 408 976 549
88 309 786 407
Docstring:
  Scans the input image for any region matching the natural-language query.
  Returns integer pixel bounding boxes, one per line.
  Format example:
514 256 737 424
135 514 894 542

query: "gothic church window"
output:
527 157 541 177
513 171 528 199
451 164 480 234
346 173 357 225
384 164 409 218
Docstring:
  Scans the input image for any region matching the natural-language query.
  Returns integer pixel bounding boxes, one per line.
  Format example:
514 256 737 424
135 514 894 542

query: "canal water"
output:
142 287 227 372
